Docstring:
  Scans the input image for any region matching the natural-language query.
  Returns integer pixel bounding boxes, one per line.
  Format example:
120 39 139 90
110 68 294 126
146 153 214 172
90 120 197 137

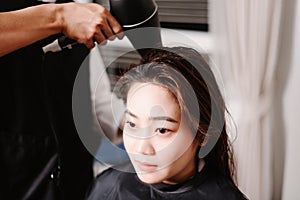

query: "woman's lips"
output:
134 160 158 172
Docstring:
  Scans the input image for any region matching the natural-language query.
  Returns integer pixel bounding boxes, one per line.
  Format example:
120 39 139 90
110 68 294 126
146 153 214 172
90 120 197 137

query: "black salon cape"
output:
87 163 247 200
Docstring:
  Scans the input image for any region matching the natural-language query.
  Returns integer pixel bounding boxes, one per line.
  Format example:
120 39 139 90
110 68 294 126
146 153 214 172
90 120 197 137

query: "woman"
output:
87 47 247 199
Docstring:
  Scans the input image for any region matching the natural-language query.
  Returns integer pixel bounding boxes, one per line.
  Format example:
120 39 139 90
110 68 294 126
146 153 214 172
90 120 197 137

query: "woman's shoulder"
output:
87 166 133 200
96 167 123 182
87 168 119 200
195 167 247 200
87 163 144 200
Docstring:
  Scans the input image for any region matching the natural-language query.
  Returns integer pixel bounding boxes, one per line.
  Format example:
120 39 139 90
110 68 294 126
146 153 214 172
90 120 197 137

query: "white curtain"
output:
210 0 283 199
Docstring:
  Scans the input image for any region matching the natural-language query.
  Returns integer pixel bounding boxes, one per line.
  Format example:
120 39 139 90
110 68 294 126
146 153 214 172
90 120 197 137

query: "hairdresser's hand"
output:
60 3 123 49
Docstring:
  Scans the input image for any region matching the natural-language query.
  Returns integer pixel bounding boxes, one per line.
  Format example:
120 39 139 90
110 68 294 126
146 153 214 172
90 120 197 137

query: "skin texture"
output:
0 3 123 56
123 83 199 185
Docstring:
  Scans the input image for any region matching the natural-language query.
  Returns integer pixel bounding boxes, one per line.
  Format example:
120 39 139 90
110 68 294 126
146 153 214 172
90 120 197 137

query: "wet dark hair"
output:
117 47 236 183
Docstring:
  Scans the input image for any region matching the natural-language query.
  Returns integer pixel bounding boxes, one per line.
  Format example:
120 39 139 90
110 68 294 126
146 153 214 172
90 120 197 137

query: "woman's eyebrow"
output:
125 109 178 123
149 116 179 123
124 109 138 118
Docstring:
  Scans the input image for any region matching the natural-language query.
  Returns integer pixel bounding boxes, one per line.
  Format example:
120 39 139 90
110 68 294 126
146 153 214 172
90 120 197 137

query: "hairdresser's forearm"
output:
0 3 122 57
0 4 64 56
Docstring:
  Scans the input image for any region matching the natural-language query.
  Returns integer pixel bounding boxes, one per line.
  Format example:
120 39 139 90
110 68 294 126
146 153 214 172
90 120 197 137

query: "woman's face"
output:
123 83 199 185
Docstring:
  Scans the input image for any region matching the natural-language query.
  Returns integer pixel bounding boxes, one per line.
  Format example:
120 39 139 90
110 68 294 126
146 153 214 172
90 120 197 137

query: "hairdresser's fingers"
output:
75 31 95 49
100 21 115 41
94 31 107 45
85 39 96 49
86 4 122 35
116 31 125 40
106 10 123 36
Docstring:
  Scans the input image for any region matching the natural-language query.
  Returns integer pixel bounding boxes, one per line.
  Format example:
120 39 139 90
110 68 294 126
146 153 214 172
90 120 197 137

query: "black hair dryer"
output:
109 0 162 55
43 0 162 56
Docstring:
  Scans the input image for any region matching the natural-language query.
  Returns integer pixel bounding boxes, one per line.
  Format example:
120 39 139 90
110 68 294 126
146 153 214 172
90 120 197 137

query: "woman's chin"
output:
136 173 162 184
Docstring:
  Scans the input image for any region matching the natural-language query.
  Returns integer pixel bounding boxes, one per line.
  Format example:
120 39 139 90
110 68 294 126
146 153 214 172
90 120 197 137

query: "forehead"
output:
126 83 180 118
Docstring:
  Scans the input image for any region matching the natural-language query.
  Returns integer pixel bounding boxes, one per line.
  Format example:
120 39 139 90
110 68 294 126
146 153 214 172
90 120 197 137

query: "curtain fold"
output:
210 0 283 199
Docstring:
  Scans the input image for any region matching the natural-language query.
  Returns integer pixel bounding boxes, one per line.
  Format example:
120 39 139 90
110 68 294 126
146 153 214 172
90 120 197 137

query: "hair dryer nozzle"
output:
109 0 157 27
109 0 162 56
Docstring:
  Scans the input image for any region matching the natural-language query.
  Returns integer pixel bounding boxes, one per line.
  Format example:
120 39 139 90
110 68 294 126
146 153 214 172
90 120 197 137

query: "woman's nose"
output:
136 138 155 155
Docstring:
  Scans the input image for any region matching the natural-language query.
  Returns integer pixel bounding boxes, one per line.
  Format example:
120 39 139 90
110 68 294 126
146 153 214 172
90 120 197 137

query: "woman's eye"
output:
156 128 171 134
126 121 136 128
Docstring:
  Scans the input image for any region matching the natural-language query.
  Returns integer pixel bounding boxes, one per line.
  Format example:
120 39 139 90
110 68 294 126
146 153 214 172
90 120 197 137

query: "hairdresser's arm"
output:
0 3 122 57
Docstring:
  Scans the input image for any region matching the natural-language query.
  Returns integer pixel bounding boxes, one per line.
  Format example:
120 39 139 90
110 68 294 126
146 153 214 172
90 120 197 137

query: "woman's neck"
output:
162 158 205 185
